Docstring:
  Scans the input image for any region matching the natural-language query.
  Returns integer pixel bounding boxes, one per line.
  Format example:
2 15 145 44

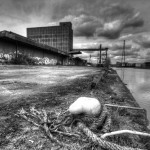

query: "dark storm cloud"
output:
124 14 144 28
111 49 138 57
56 0 105 37
59 14 103 37
52 0 106 20
131 47 141 52
73 15 102 37
109 41 140 59
101 4 134 21
11 0 46 15
109 43 132 51
75 24 97 37
133 34 150 48
0 0 48 23
97 18 144 39
146 51 150 56
97 26 122 39
0 0 145 41
97 11 144 39
55 0 144 39
140 42 150 48
0 0 63 35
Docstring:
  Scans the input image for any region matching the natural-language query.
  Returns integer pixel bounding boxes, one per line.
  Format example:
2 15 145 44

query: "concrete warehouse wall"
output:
0 39 67 65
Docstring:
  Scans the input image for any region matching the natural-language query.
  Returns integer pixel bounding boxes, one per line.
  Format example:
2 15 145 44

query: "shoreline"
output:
115 69 150 129
114 67 150 130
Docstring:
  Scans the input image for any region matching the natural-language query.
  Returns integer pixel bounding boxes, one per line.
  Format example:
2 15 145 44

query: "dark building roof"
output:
27 22 72 30
0 30 69 56
68 51 81 54
145 62 150 66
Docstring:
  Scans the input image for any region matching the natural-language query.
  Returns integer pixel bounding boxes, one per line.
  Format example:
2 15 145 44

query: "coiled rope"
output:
69 105 145 150
77 122 144 150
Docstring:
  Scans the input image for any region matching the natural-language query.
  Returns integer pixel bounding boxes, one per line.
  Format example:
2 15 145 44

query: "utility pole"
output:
106 48 108 60
123 40 125 64
99 44 102 64
89 54 91 63
97 51 99 64
122 40 126 66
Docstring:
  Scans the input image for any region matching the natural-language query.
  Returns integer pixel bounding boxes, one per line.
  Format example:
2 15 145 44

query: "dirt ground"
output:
0 65 150 150
0 65 100 103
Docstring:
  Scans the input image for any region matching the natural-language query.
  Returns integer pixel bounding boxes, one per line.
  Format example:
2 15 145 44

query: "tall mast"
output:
123 40 126 64
122 40 126 66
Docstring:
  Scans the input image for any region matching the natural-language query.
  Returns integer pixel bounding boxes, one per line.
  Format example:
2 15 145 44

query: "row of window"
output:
34 39 69 45
29 34 70 39
34 38 69 43
41 42 69 47
41 39 69 42
28 28 71 35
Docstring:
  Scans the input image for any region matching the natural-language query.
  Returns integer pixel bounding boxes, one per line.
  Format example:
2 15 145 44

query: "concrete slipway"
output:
0 65 149 149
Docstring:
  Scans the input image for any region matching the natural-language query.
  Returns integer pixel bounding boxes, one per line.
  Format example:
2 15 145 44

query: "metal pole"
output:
106 48 108 60
123 40 125 65
97 52 99 64
99 44 101 64
89 54 91 63
121 40 125 66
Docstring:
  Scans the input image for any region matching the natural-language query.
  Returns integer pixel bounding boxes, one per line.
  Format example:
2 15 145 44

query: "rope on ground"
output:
105 104 145 110
77 122 145 150
17 105 147 150
90 105 110 132
101 130 150 139
17 107 70 148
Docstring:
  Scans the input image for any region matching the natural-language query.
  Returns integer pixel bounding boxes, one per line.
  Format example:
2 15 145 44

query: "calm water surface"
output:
115 68 150 129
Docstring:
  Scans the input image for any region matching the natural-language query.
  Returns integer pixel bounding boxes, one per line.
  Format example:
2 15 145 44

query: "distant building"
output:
116 62 122 67
115 62 136 67
124 62 135 67
27 22 73 53
144 62 150 68
74 57 87 66
135 63 143 68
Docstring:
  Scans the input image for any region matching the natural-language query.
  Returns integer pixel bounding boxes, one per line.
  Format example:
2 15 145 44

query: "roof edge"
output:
0 30 69 56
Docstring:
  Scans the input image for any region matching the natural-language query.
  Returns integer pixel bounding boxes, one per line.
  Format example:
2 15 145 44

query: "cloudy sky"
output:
0 0 150 64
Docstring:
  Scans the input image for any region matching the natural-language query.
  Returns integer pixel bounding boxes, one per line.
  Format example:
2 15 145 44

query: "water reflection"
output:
115 68 150 129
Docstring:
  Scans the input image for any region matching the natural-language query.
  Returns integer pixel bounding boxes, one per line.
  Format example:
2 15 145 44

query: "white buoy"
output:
69 97 101 116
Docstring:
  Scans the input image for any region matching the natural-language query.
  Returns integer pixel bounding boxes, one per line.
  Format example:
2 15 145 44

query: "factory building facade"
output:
27 22 73 53
0 31 70 65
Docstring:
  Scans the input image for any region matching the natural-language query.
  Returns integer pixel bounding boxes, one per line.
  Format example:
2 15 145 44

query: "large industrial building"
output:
0 22 87 66
27 22 73 53
0 30 86 66
0 30 70 65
